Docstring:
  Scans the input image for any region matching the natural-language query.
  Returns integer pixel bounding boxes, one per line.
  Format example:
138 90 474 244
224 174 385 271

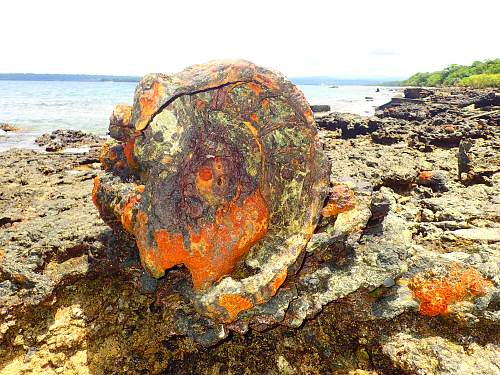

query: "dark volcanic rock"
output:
404 87 433 99
35 129 104 152
458 138 500 185
315 112 379 138
310 104 331 112
373 87 500 150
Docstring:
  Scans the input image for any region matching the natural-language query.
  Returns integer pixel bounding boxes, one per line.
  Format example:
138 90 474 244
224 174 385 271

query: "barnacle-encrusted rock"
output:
92 60 330 322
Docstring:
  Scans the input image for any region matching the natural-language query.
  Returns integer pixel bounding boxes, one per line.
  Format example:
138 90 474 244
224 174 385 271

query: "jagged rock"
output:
404 87 433 99
35 129 104 152
93 60 330 322
459 139 500 184
310 104 331 112
0 150 108 317
315 112 378 138
416 170 449 192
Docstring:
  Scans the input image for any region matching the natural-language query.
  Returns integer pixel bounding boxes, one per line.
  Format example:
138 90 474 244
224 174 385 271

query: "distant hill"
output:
404 59 500 88
0 73 140 82
0 73 403 86
290 76 404 86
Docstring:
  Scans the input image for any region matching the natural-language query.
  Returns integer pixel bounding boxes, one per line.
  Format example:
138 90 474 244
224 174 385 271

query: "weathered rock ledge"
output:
0 86 499 374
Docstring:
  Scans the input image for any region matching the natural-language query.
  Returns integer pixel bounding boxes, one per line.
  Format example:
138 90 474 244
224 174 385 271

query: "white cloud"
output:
0 0 498 78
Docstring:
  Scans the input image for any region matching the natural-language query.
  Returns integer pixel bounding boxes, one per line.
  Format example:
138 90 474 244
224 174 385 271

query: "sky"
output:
1 0 499 79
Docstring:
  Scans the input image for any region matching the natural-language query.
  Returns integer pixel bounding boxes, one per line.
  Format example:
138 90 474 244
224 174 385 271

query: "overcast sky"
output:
1 0 499 78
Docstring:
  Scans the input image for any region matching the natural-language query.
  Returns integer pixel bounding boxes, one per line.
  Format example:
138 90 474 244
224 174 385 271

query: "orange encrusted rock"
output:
92 60 330 321
408 266 493 317
322 184 356 218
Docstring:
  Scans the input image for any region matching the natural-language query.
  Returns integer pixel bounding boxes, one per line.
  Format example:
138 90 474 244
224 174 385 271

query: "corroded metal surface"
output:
93 60 330 321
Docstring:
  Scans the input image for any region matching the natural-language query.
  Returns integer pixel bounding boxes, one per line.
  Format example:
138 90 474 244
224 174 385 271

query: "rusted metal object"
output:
93 60 330 321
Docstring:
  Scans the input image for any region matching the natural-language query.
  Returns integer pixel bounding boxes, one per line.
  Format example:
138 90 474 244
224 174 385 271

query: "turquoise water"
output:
0 80 399 151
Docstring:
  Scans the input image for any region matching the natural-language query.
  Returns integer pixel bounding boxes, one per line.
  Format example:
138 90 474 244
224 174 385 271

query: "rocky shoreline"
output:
0 87 499 374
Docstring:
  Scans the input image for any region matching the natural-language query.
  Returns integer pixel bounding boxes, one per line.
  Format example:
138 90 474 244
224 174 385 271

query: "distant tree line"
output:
404 59 500 88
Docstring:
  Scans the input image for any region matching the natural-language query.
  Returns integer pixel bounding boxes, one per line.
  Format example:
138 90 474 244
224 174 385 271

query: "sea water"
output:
0 80 400 151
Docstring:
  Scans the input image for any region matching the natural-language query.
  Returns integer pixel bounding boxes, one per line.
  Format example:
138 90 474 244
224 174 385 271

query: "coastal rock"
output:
383 333 500 375
0 124 18 132
0 86 498 373
373 87 500 150
310 104 331 112
93 60 330 322
458 138 500 184
35 129 104 152
416 170 449 192
404 87 433 99
0 149 110 334
315 112 378 138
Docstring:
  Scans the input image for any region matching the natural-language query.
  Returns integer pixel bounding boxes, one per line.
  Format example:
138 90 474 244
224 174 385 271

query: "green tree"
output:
404 59 500 87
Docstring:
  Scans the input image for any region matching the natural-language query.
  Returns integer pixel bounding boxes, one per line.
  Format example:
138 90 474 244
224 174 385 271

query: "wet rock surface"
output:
0 85 499 374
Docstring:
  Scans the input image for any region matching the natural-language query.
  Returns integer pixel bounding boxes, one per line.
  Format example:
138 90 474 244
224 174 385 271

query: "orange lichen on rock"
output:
121 193 141 234
408 266 493 316
218 294 254 322
99 141 112 171
443 124 456 133
123 136 138 170
417 171 433 182
322 184 356 218
136 81 165 131
93 60 331 322
136 189 269 289
269 267 288 296
91 176 100 207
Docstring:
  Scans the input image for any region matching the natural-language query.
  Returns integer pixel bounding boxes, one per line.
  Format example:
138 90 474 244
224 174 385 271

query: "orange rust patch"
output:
121 194 141 234
254 72 280 91
261 98 270 110
303 109 314 125
269 267 288 296
218 294 254 322
322 184 356 217
443 124 456 133
136 81 165 131
418 171 433 182
408 266 493 317
195 99 206 110
92 176 100 207
123 136 138 170
100 142 111 171
248 82 262 96
195 164 215 202
250 113 259 124
198 165 213 181
108 148 118 161
135 189 269 289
